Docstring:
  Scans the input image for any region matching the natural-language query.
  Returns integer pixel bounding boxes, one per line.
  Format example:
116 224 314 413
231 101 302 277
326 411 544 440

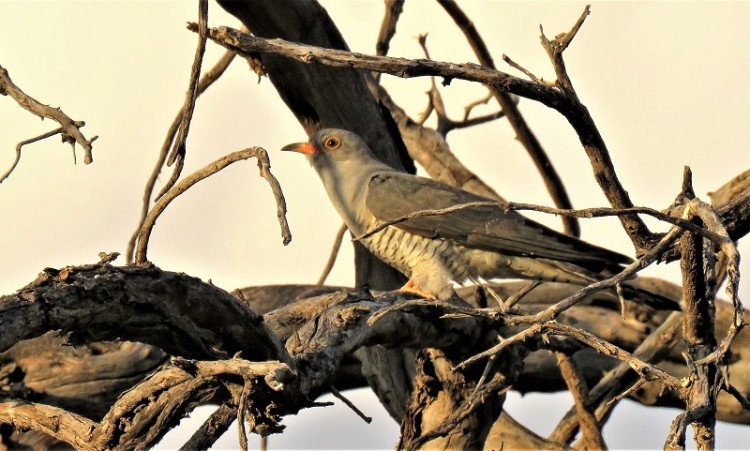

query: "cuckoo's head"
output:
281 128 377 166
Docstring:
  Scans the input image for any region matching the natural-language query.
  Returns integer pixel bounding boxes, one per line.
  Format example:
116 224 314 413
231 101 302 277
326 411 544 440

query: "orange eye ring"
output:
323 136 341 150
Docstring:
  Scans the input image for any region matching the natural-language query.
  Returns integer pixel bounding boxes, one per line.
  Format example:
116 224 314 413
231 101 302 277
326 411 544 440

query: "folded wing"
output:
365 172 632 272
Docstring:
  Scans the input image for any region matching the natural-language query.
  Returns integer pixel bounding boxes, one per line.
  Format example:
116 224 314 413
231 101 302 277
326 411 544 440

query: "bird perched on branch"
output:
282 128 678 310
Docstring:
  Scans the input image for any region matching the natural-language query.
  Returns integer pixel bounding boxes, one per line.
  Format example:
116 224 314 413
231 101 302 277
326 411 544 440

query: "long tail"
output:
486 255 680 311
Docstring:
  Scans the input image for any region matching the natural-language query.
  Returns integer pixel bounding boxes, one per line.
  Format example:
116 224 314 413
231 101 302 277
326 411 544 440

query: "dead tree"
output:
1 1 749 449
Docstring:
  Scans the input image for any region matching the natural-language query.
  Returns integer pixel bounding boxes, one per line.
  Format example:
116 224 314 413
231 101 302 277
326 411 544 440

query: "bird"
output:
282 128 679 310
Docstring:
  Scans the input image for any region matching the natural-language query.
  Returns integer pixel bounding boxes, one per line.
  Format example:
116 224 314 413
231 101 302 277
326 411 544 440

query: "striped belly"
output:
362 225 472 283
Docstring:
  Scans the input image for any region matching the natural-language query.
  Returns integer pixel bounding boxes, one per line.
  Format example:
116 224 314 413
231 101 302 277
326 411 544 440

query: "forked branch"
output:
0 65 97 179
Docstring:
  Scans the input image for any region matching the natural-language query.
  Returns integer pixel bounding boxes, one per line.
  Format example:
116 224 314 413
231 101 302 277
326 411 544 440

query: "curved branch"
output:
133 147 290 264
0 65 97 165
126 49 237 264
0 263 288 362
0 401 95 449
0 127 64 184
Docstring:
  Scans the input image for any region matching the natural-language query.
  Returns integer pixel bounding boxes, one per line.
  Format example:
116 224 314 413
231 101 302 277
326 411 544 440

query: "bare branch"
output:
317 223 348 285
180 404 237 451
353 200 727 246
0 401 95 450
555 351 606 450
502 53 544 84
0 127 63 183
0 263 288 362
126 48 237 263
329 385 372 423
133 147 290 264
550 311 683 444
165 0 209 172
372 83 505 201
539 4 591 91
0 65 97 165
195 24 659 249
375 0 405 57
456 321 685 393
436 0 580 236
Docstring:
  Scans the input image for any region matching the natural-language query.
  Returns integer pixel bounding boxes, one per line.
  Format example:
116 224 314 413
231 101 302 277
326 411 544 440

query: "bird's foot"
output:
398 280 454 300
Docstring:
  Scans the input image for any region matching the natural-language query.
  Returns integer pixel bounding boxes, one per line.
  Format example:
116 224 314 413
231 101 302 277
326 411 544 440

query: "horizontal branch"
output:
0 401 95 449
191 24 566 110
353 200 727 246
193 23 659 249
0 262 288 362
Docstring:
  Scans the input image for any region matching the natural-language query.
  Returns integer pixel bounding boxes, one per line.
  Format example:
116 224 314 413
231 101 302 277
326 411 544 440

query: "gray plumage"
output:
282 128 678 310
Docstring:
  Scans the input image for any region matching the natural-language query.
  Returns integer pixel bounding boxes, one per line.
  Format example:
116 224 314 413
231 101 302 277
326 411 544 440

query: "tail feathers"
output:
620 283 681 311
493 258 681 311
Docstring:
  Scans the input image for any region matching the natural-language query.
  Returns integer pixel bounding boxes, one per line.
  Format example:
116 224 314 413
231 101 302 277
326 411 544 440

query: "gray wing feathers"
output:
365 173 632 271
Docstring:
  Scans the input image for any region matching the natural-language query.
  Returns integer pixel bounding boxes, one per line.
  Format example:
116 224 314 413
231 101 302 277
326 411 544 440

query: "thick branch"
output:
0 263 288 362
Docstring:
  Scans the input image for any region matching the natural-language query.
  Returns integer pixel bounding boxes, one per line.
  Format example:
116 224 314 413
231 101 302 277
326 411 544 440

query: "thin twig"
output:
317 223 348 285
472 351 498 396
0 65 97 164
549 311 682 444
462 91 493 121
455 321 684 394
165 0 209 172
255 150 292 246
353 200 727 246
409 375 510 449
509 223 684 324
503 280 541 310
134 147 290 263
237 380 250 451
1 127 63 183
329 385 372 423
605 378 646 408
539 4 590 91
723 383 750 412
126 49 237 263
502 53 543 84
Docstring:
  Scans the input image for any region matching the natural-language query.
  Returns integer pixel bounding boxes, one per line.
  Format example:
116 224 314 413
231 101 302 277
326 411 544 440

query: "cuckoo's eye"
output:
323 136 341 150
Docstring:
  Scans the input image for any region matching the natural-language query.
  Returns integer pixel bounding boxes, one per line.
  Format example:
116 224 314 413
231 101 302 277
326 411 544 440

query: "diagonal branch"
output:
375 0 405 58
555 351 606 449
352 200 727 245
455 321 685 393
436 0 580 237
133 147 290 264
0 127 65 183
0 65 97 165
126 48 237 264
549 311 683 444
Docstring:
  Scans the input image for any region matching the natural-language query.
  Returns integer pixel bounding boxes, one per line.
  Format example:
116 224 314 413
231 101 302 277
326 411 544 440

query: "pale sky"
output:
1 1 749 449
